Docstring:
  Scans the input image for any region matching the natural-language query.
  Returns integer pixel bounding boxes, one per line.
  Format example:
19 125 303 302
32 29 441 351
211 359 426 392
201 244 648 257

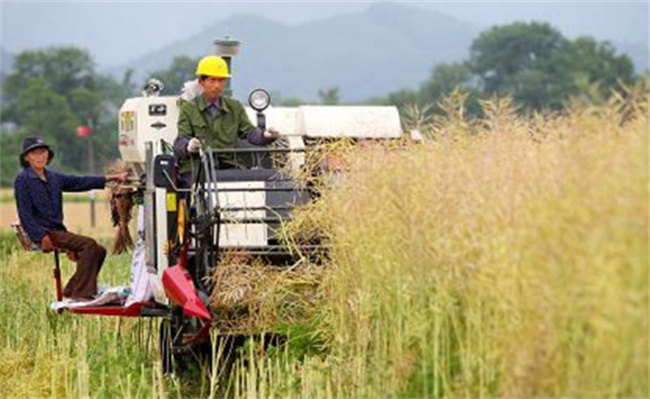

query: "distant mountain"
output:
111 3 479 102
107 2 648 102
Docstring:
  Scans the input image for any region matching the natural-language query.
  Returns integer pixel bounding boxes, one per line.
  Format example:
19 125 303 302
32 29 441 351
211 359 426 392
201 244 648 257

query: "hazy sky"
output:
1 1 648 67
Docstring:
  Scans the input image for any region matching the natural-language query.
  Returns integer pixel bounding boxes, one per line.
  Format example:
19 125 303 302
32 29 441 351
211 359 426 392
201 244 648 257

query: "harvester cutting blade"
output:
162 265 211 320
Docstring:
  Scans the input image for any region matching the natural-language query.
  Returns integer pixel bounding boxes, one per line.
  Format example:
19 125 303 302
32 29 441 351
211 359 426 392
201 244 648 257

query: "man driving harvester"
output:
173 55 280 184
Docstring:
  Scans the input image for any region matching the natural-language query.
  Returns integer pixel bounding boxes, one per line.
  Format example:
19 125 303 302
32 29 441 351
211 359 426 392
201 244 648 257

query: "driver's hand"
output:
263 127 280 141
187 138 203 154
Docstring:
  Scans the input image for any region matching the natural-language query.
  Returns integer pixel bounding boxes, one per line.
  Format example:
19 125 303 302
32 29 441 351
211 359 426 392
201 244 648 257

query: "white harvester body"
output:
117 93 403 278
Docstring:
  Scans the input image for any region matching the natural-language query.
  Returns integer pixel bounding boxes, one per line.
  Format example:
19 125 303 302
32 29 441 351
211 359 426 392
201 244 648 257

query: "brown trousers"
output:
48 230 107 299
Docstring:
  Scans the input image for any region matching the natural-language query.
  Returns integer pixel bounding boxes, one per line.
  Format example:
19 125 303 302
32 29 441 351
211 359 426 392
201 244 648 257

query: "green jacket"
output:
175 95 257 170
178 95 255 147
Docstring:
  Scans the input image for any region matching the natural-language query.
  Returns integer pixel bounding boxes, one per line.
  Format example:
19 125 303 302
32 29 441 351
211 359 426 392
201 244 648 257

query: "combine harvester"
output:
36 38 407 370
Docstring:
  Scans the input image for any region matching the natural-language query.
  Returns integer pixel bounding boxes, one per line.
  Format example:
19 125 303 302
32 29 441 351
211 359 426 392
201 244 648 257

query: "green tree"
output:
468 22 568 110
1 47 133 184
279 97 307 107
268 91 306 106
385 89 419 108
318 87 340 105
467 22 635 111
555 37 635 102
420 63 474 102
0 131 30 187
419 62 482 116
148 55 198 95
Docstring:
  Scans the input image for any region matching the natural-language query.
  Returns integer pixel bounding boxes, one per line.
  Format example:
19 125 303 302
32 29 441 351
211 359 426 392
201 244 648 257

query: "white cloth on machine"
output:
50 286 130 311
179 79 203 102
125 205 155 306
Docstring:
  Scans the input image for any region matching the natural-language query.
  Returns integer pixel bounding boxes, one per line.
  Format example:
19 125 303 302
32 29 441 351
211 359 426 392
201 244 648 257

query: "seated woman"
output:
14 136 127 300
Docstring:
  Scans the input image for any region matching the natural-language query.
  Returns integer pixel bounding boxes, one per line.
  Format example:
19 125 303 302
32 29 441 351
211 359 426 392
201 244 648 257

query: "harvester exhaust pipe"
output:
214 36 240 97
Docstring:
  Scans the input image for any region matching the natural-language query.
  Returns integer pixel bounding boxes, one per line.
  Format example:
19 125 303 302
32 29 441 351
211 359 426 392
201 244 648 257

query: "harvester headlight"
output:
248 89 271 112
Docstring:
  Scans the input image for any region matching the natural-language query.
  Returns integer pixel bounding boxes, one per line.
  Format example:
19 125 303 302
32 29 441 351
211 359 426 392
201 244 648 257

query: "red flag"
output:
76 126 92 137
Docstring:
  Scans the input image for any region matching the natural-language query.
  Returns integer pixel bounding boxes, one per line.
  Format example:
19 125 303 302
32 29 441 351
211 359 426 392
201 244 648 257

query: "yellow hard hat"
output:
196 55 230 78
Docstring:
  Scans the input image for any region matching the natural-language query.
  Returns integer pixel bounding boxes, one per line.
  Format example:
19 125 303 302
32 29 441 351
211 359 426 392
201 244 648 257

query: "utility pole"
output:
88 135 96 228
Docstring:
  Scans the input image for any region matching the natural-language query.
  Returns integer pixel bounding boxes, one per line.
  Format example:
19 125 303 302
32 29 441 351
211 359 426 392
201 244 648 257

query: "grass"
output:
0 243 168 399
0 90 647 398
231 93 649 398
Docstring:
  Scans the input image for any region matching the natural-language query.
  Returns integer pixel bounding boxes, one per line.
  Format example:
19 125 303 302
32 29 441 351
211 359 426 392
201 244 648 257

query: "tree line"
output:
377 22 641 116
0 47 135 186
1 21 645 186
